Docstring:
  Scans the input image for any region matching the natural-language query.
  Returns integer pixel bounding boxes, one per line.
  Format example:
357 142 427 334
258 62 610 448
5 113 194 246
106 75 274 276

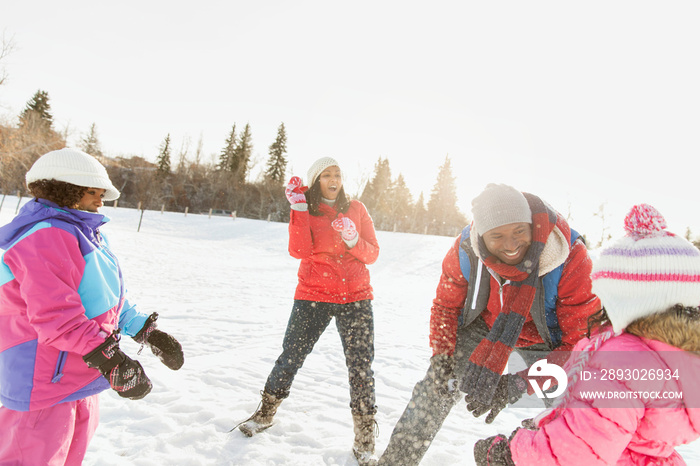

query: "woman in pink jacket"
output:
238 157 380 465
474 204 700 465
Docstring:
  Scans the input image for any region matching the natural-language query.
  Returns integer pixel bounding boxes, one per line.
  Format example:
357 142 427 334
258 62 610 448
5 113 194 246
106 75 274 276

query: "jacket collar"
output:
0 199 109 249
318 202 338 218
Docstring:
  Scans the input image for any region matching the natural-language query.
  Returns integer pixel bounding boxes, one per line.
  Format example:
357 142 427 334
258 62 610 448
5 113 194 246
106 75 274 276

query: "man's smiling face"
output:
482 222 532 265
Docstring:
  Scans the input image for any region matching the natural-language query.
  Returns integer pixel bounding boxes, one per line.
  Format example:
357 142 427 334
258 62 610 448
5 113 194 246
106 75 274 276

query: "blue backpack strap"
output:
542 228 581 347
457 225 473 327
458 225 472 280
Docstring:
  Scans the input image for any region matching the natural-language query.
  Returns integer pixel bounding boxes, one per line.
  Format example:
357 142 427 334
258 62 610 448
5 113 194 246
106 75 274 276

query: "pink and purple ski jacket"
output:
0 199 149 411
511 332 700 465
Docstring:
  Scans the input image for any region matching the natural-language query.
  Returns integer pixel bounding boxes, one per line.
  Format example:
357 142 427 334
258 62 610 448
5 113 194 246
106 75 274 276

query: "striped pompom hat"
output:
591 204 700 333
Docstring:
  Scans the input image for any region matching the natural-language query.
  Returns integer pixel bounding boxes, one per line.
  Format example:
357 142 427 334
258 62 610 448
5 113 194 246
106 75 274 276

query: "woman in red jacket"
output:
239 157 380 465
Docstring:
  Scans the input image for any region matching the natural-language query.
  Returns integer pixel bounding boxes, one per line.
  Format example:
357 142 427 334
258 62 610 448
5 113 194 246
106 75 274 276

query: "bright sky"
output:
2 1 699 244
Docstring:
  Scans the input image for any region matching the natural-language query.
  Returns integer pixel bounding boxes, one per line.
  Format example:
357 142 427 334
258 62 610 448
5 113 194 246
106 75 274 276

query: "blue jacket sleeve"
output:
118 295 150 337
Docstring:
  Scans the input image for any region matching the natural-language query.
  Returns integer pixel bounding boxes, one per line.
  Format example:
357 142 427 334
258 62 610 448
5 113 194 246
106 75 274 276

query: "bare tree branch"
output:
0 31 16 87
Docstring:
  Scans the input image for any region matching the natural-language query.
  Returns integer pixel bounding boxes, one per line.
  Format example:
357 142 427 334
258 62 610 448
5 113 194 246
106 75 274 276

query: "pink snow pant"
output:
0 395 100 466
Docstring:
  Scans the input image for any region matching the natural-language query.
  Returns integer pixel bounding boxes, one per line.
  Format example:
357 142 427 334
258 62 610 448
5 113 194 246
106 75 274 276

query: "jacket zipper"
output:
498 280 511 309
470 260 484 311
52 351 68 383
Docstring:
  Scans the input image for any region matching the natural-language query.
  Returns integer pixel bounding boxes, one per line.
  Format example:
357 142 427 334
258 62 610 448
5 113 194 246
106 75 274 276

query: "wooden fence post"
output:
137 203 144 232
15 192 22 214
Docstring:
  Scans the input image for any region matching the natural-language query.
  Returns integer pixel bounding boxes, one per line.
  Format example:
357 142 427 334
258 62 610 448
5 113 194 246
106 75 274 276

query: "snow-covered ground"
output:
1 197 699 465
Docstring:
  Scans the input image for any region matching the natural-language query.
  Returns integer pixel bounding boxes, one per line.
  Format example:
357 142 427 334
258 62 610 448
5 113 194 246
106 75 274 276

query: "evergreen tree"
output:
264 122 288 183
360 157 393 230
231 123 253 185
79 123 104 158
360 157 391 210
427 156 467 236
387 173 414 231
156 134 172 179
218 124 236 171
1 89 64 195
412 192 429 233
19 90 53 132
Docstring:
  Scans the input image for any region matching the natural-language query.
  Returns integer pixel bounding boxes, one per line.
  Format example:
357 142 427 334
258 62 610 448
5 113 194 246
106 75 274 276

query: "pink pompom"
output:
624 204 667 238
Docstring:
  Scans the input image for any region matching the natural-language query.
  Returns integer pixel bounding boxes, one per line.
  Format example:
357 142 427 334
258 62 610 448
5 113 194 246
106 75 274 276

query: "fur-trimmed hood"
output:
512 328 700 465
627 307 700 352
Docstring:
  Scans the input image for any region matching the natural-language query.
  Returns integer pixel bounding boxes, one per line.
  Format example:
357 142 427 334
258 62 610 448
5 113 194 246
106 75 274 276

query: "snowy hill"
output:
1 199 699 465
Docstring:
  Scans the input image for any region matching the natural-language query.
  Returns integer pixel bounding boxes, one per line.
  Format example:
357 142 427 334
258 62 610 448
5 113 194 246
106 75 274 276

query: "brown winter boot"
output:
239 391 283 437
352 413 379 465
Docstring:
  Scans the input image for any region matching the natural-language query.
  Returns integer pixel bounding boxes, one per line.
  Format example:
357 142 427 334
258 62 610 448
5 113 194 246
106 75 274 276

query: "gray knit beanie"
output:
307 157 340 186
471 183 531 236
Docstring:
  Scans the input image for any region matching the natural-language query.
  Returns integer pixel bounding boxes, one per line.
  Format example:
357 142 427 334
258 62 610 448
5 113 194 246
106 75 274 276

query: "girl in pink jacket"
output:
474 204 700 465
0 149 184 465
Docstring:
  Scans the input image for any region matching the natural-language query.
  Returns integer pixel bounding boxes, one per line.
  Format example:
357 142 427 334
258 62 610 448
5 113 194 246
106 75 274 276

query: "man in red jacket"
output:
378 183 600 466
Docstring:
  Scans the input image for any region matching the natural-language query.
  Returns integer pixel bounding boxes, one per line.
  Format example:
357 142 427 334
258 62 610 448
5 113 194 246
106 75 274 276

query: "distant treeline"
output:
0 90 468 236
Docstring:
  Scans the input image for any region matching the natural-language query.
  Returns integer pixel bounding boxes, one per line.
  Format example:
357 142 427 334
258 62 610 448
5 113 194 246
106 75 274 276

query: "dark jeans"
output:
264 299 377 416
378 317 551 465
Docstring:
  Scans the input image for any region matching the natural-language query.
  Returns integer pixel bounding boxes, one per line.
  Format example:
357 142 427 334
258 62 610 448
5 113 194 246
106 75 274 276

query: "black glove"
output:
473 433 515 466
520 418 538 430
465 373 527 424
134 312 184 371
83 332 152 400
429 353 458 397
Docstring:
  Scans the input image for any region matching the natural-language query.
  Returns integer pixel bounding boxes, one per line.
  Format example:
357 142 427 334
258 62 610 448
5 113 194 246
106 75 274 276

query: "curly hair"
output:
28 180 87 209
305 179 351 216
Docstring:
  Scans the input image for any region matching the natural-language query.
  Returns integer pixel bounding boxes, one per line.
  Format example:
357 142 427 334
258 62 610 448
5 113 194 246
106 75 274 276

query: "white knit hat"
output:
471 183 532 236
307 157 340 186
26 148 120 201
591 204 700 333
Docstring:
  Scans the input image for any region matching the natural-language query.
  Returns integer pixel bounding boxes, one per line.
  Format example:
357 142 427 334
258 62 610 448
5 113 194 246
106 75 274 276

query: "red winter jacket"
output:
288 200 379 304
429 224 600 358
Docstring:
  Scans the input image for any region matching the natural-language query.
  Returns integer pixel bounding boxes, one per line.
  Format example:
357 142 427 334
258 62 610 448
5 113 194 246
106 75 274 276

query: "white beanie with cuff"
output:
26 148 120 201
306 157 340 187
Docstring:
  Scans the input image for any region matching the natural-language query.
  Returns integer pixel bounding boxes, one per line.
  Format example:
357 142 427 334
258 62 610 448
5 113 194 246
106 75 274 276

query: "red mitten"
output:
285 176 308 206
